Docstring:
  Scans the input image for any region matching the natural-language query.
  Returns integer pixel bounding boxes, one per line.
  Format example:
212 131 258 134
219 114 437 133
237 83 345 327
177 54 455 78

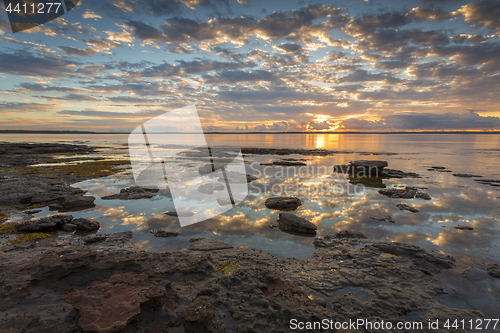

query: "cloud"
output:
456 0 500 34
131 59 256 78
203 70 282 84
342 112 500 131
0 51 78 77
308 121 332 130
125 5 348 45
274 43 304 54
59 46 99 57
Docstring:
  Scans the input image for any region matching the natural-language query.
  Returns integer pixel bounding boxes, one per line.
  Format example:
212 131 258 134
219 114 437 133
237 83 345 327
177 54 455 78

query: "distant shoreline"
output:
1 130 499 135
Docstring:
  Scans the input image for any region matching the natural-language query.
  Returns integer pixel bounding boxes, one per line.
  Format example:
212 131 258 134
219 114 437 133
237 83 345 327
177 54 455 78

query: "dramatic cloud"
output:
0 0 499 132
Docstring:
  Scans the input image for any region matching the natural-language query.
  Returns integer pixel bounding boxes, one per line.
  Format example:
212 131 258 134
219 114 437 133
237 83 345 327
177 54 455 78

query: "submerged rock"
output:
486 263 500 278
197 183 224 195
261 160 307 166
454 225 473 230
370 214 395 223
150 229 179 237
277 212 317 234
379 187 431 200
396 203 419 213
164 210 194 217
265 196 302 210
453 173 482 178
101 186 158 200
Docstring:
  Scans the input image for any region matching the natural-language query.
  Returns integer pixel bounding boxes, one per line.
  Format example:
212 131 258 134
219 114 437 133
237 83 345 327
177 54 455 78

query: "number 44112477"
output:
5 2 62 14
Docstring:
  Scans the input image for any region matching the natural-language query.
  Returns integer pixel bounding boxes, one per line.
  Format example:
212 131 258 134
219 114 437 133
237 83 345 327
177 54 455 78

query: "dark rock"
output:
379 187 431 200
396 203 419 213
453 174 482 178
454 225 473 230
23 209 42 214
49 195 96 212
197 183 225 195
164 210 194 217
15 214 74 232
381 169 420 178
101 186 158 200
72 218 100 231
277 213 317 234
335 230 367 239
270 161 307 166
485 263 500 278
265 196 302 210
351 160 388 169
83 234 107 244
188 238 234 251
370 214 395 223
150 229 179 237
62 223 78 232
373 242 456 268
431 166 447 170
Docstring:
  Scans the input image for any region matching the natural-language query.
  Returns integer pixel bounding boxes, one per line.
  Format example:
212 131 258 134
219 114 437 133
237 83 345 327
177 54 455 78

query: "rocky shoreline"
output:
0 231 485 333
0 143 498 332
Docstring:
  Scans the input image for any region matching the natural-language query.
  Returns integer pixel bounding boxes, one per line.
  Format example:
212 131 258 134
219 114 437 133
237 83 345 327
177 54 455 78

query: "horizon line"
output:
1 129 500 135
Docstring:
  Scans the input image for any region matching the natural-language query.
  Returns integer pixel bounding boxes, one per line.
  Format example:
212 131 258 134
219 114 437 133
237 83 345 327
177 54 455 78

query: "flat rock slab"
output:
370 214 395 223
49 195 96 212
486 263 500 278
101 186 158 200
453 174 482 178
14 215 100 233
187 238 234 251
454 225 473 230
379 187 431 200
396 203 419 213
15 215 74 232
350 160 388 168
150 229 179 237
65 272 165 333
264 161 307 166
277 212 317 234
197 183 225 195
265 196 302 210
165 210 194 217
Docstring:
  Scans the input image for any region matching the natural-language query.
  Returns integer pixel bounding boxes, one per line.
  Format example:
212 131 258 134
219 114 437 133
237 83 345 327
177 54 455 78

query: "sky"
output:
0 0 499 132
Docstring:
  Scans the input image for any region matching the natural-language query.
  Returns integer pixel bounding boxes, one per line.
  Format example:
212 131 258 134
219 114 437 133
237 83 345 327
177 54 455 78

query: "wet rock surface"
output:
14 215 100 233
261 160 307 166
0 233 483 333
265 196 302 210
474 179 500 187
453 173 483 178
277 212 317 234
370 214 395 223
101 186 159 200
150 229 180 237
379 187 432 200
48 195 96 212
0 143 125 211
485 263 500 278
396 203 419 213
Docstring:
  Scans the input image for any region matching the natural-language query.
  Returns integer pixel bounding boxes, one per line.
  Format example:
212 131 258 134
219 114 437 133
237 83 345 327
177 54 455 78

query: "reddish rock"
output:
65 272 165 333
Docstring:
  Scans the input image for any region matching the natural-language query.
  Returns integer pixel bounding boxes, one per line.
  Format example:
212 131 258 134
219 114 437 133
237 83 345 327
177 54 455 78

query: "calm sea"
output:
2 133 500 317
